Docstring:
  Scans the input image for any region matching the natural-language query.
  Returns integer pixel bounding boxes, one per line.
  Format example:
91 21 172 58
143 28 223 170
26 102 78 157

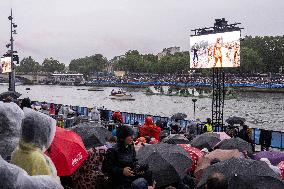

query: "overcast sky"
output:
0 0 283 64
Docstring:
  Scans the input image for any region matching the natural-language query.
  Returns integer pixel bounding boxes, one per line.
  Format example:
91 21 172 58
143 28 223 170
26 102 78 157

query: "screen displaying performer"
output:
190 31 241 68
0 57 12 73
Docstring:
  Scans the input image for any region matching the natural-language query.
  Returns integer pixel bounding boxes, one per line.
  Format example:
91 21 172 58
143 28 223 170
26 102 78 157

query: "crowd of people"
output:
88 73 284 86
0 98 284 189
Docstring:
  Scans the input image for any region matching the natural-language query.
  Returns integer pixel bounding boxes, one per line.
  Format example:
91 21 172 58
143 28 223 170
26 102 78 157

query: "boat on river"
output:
109 89 135 101
145 86 237 99
88 87 104 91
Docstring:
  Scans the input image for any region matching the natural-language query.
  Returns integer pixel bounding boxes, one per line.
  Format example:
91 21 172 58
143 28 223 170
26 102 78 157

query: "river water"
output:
1 85 284 131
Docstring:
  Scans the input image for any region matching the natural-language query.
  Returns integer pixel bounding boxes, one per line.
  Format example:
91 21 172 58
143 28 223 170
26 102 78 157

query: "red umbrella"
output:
178 144 203 172
278 161 284 180
46 127 89 176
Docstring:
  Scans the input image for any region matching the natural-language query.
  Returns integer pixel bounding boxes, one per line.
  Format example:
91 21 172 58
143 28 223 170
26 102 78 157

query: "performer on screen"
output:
213 38 223 67
192 46 198 62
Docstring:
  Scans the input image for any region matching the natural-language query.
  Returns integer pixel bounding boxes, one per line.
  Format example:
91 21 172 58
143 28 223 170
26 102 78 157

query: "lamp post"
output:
192 98 197 120
7 9 18 92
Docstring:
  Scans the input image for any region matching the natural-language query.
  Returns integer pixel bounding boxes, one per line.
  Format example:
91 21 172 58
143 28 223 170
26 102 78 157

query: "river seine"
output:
1 85 283 131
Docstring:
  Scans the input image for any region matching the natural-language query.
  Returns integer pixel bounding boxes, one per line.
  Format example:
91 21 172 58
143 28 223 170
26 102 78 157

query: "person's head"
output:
145 116 154 126
242 124 248 130
3 96 13 103
20 108 56 152
0 102 24 160
116 125 134 145
20 98 32 109
206 118 211 124
206 172 228 189
108 136 117 143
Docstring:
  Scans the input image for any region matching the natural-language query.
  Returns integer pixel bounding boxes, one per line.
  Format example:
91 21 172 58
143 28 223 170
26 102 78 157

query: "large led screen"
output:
190 31 241 68
0 57 12 73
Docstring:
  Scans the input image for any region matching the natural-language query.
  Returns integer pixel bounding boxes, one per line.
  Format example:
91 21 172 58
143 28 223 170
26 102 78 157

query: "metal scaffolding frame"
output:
212 68 225 127
190 18 243 127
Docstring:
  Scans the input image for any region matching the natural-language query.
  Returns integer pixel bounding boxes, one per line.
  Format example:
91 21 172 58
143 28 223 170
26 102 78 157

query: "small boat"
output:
88 87 104 91
109 89 135 101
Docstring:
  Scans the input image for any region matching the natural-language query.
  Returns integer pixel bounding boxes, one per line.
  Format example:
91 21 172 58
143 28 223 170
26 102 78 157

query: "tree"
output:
69 54 108 76
240 47 263 74
15 56 41 73
42 58 65 73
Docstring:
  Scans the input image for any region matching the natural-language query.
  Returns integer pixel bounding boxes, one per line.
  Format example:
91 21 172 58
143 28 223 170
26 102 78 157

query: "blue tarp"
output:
90 81 284 89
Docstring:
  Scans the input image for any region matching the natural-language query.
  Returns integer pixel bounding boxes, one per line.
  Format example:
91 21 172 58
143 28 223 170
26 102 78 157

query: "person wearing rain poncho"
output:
0 156 63 189
11 108 59 179
90 105 101 121
0 101 24 161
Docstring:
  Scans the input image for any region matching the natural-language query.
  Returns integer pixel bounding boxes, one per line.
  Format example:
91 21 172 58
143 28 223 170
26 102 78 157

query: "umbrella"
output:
0 91 21 100
214 137 253 156
137 143 192 187
69 122 112 149
178 144 203 172
46 127 89 176
197 157 283 189
214 132 231 141
278 161 284 180
225 116 245 125
253 151 284 166
162 134 190 144
171 113 187 120
190 133 221 151
194 149 243 180
229 175 284 189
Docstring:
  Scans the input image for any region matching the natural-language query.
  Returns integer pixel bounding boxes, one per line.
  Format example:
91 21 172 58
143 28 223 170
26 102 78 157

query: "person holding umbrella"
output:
102 125 152 189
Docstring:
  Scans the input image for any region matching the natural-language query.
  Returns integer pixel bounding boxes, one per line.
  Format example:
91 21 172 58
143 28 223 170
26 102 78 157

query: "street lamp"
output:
192 98 197 120
6 9 18 92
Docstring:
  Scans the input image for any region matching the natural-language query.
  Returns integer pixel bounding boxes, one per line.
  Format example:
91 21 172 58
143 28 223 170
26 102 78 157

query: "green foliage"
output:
69 54 108 76
113 50 190 74
241 36 284 73
42 58 65 73
240 47 263 73
15 56 41 73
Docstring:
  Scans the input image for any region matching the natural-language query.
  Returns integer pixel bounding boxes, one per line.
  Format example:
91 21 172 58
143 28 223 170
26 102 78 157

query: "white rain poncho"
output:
91 106 101 121
20 108 56 151
0 102 24 161
0 156 63 189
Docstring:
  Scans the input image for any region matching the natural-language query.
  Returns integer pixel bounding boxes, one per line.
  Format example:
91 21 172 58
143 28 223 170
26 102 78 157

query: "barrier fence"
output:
35 101 284 149
88 81 284 89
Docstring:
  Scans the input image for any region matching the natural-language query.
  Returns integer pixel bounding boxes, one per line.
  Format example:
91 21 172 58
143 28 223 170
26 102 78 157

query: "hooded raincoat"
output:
0 102 24 161
139 117 161 141
91 106 101 121
0 156 63 189
11 108 58 178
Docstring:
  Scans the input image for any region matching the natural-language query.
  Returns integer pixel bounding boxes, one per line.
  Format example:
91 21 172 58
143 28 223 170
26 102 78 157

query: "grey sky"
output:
0 0 283 65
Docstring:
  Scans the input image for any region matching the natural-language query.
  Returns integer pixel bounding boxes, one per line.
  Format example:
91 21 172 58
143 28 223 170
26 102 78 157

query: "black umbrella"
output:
137 143 192 188
190 133 221 151
162 134 190 144
225 116 246 125
171 113 187 120
197 158 283 189
0 91 21 100
214 137 253 157
69 122 112 149
229 175 284 189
